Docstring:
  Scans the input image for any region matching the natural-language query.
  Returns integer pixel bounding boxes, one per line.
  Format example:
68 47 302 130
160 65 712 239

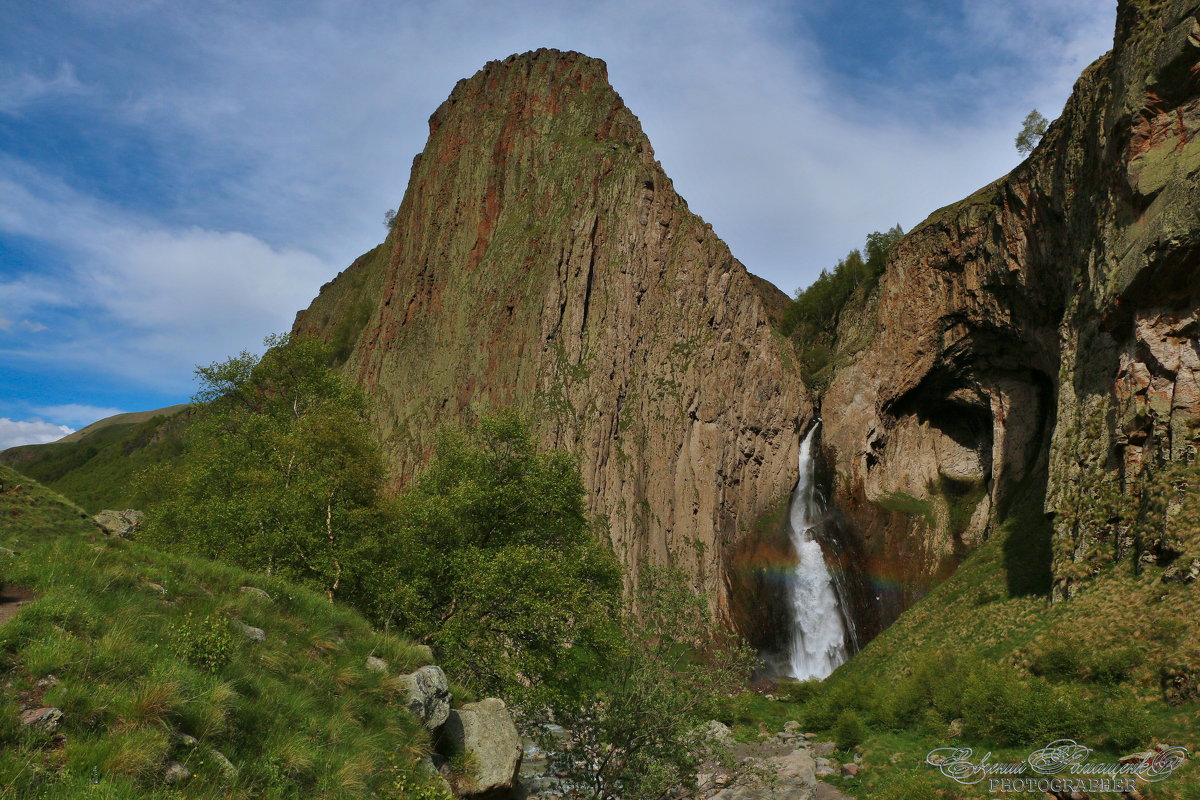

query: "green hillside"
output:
0 407 190 513
0 464 445 800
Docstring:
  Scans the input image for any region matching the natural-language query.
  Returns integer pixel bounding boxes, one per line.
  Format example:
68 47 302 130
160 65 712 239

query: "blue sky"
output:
0 0 1116 447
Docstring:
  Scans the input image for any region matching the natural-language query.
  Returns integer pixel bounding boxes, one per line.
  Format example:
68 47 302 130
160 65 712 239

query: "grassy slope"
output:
0 465 444 800
57 405 192 445
0 408 189 513
781 496 1200 800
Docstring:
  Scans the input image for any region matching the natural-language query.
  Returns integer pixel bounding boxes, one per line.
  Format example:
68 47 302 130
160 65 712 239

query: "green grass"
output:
0 465 448 799
729 491 1200 799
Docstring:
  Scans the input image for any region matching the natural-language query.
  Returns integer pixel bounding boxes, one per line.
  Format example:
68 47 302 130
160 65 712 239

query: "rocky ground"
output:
517 719 859 800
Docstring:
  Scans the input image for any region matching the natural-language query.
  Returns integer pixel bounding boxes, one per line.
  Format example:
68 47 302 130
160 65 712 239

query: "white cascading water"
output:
787 422 849 680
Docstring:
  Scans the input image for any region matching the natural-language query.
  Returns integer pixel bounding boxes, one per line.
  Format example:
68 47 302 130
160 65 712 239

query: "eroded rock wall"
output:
293 50 811 613
821 0 1200 628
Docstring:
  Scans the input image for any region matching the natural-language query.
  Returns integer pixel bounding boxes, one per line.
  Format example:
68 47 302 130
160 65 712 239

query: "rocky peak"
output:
294 49 810 619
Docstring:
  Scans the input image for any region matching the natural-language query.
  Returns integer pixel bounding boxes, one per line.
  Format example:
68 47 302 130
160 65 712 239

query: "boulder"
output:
841 763 859 777
174 732 199 748
239 586 273 602
710 748 816 800
93 509 144 538
19 706 62 732
398 665 451 730
163 761 191 785
703 719 736 746
810 741 836 757
365 655 389 674
441 698 522 796
233 620 266 643
208 748 238 782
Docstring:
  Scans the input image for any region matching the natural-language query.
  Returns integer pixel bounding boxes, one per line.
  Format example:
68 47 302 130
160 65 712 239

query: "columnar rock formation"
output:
820 0 1200 626
293 50 811 610
295 0 1200 645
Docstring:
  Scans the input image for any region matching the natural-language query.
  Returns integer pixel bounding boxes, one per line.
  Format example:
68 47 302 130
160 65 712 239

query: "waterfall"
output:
787 422 849 680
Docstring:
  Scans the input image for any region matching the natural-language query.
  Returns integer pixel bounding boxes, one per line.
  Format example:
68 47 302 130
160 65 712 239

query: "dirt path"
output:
0 585 35 626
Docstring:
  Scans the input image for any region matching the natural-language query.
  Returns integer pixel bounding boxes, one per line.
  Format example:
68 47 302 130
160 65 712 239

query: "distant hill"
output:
0 404 191 512
57 403 191 444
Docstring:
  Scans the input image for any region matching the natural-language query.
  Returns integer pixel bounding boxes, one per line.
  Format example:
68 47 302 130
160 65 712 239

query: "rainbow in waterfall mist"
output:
787 422 850 680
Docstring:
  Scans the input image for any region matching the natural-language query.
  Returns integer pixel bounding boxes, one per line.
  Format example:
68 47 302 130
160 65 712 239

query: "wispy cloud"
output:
31 403 124 428
0 62 85 114
0 157 332 389
0 418 73 450
0 0 1118 406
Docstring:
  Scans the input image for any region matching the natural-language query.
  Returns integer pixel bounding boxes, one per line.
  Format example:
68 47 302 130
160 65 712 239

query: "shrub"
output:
832 709 867 750
1088 646 1142 685
1091 688 1151 750
169 613 235 673
775 678 821 704
1030 641 1084 681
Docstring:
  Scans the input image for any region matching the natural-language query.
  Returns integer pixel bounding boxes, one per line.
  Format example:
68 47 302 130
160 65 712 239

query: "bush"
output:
1091 688 1151 750
1030 641 1084 681
1089 646 1142 685
802 678 874 731
775 678 821 704
832 710 867 750
169 613 235 673
544 568 755 800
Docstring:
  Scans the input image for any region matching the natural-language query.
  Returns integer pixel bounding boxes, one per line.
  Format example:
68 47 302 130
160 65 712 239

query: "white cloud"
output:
0 0 1119 400
39 0 1112 292
0 158 333 389
0 63 85 115
0 418 74 450
31 404 125 428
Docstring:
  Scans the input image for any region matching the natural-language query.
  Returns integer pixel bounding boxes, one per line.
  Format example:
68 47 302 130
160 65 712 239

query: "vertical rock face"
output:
293 50 811 612
820 0 1200 630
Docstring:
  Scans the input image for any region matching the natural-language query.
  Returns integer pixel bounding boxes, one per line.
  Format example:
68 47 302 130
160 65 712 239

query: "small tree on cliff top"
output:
1015 109 1049 155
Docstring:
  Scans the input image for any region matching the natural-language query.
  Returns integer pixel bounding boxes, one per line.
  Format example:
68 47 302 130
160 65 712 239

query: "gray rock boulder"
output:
19 706 62 732
810 741 836 757
239 586 272 602
163 761 190 785
711 748 816 800
233 620 266 643
441 698 522 796
365 655 389 674
93 509 144 538
703 719 736 747
208 748 238 782
398 665 451 730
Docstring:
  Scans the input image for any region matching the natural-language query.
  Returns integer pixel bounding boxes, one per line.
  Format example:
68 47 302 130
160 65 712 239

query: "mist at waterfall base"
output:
785 423 851 680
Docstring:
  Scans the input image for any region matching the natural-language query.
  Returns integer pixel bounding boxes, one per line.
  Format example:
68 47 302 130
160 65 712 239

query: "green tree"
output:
140 334 389 603
1015 109 1049 155
543 567 756 800
375 411 623 699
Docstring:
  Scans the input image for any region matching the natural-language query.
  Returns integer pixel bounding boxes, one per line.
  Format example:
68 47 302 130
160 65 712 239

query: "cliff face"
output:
293 50 811 615
821 0 1200 629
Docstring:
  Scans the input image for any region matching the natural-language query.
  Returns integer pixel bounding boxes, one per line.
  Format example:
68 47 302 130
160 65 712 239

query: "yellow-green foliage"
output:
0 465 443 800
